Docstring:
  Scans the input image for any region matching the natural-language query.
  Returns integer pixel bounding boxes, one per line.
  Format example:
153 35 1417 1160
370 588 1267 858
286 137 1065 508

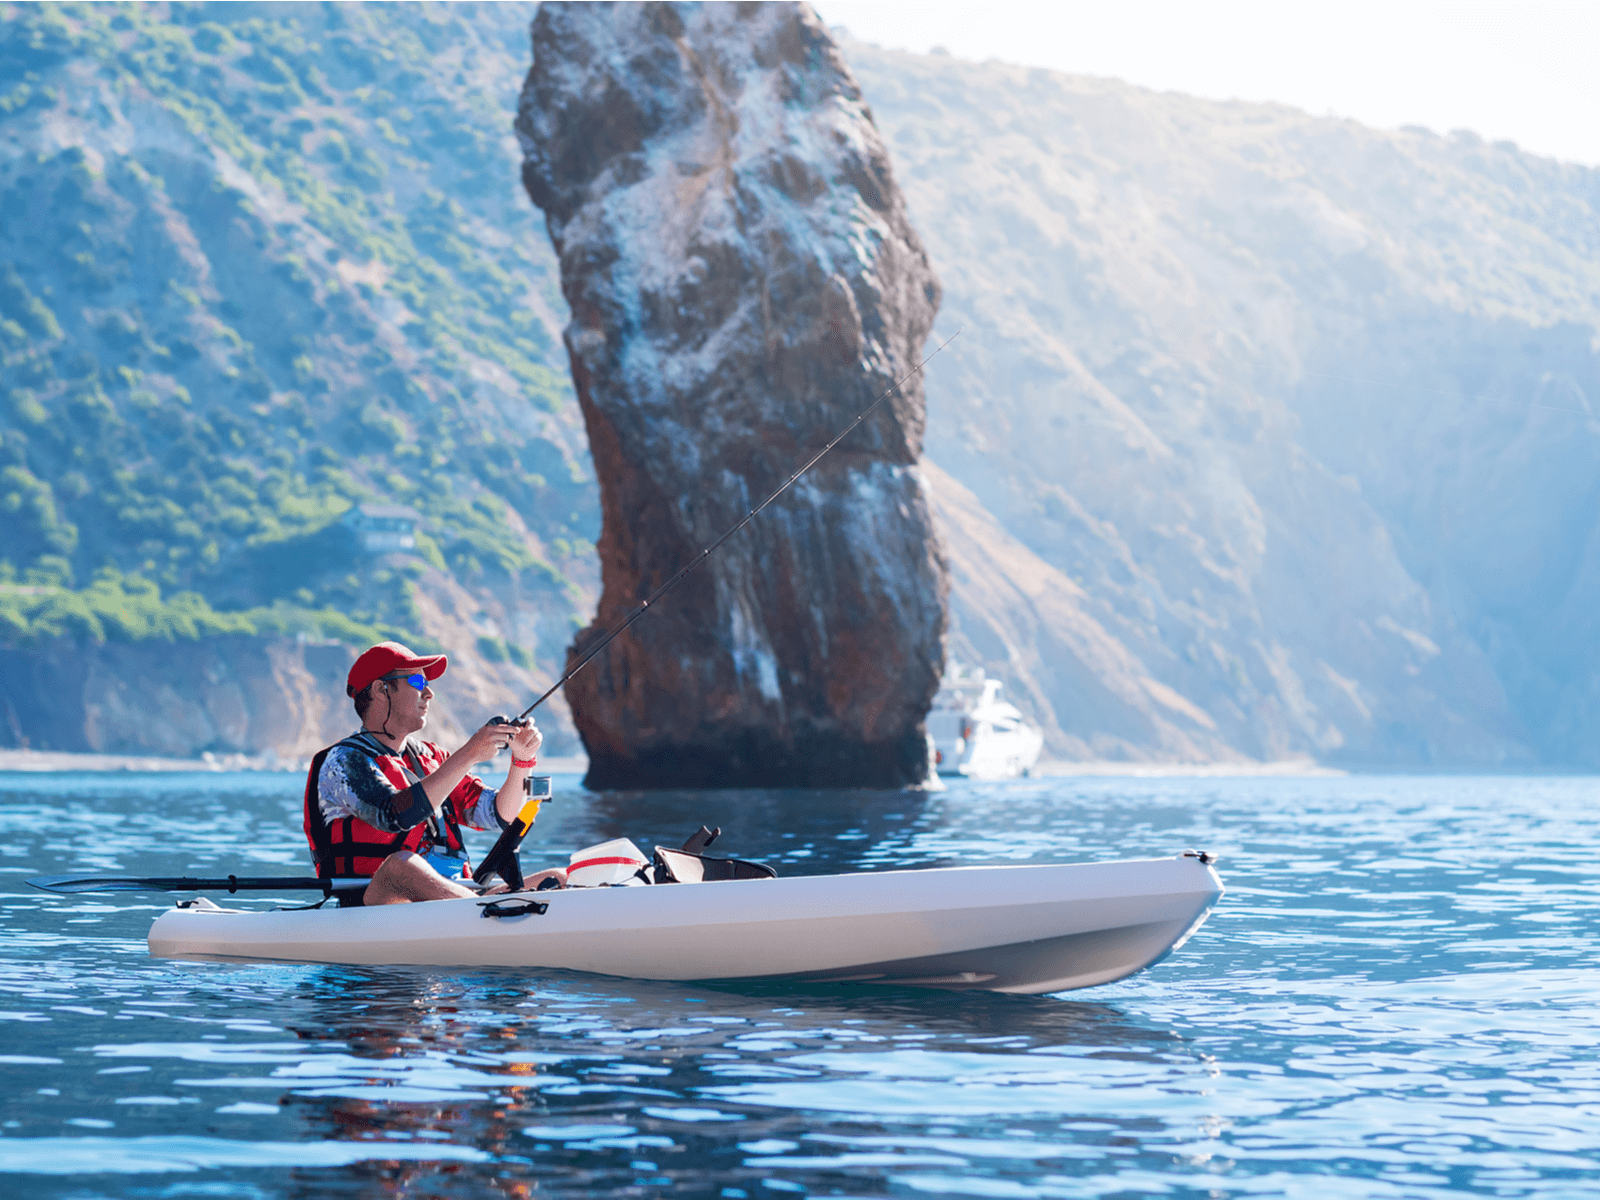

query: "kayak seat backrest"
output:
653 846 776 884
680 825 720 853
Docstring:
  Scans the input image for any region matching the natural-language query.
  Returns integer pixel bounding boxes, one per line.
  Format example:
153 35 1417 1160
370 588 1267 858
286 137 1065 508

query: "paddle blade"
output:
27 875 170 894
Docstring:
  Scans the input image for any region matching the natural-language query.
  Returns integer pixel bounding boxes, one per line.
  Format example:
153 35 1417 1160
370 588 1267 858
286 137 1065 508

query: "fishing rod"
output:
32 341 959 904
506 327 962 724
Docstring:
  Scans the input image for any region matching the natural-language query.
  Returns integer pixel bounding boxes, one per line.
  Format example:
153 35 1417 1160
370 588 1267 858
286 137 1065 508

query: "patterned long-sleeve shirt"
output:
317 730 502 835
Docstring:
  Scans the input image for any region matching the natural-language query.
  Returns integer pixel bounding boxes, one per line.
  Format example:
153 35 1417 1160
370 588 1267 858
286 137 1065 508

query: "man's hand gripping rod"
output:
510 329 961 723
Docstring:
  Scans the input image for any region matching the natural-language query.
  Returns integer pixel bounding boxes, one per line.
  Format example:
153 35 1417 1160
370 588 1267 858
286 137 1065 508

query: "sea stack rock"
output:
517 2 947 788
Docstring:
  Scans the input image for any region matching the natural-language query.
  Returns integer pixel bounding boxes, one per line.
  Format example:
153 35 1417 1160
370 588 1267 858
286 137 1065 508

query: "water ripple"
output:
2 771 1599 1196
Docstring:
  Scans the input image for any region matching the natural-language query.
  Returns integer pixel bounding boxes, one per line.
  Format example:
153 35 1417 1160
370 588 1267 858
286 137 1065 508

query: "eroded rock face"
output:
517 2 947 787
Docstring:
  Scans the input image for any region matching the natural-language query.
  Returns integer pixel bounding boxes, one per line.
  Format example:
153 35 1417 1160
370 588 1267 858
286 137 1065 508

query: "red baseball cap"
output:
346 641 448 696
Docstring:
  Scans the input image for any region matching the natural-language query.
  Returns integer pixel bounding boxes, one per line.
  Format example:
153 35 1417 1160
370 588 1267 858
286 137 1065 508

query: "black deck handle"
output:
479 897 548 919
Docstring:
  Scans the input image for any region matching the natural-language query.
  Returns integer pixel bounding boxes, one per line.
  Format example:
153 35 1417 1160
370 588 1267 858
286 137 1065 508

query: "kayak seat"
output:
653 845 776 884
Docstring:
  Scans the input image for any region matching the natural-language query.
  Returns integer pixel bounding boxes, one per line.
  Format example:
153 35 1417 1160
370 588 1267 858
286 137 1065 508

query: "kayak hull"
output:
147 856 1222 994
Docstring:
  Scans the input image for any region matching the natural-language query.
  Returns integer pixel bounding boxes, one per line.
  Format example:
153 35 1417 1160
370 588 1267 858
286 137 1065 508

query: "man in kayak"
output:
303 641 566 904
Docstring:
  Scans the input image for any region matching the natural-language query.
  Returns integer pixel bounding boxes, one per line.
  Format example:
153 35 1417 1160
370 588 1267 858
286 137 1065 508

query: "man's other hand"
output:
509 720 543 763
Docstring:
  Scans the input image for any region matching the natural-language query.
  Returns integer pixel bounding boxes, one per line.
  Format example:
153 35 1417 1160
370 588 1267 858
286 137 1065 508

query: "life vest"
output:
303 732 470 879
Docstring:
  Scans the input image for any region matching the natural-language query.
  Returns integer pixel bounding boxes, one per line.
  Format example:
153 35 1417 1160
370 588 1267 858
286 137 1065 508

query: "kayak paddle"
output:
26 874 367 896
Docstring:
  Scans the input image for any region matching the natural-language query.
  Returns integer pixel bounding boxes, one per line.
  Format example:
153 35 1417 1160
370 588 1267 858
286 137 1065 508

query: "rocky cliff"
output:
843 39 1600 766
518 3 947 787
923 463 1242 763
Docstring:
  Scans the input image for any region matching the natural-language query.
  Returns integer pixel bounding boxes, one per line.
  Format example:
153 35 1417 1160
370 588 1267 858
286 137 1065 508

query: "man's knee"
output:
367 851 475 904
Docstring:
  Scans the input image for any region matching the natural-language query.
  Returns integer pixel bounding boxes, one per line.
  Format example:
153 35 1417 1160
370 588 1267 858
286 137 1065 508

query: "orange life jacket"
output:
303 733 470 879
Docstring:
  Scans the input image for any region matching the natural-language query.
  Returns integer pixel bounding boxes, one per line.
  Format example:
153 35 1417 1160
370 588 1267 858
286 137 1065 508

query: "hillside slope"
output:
846 40 1600 766
12 4 1600 769
0 2 594 753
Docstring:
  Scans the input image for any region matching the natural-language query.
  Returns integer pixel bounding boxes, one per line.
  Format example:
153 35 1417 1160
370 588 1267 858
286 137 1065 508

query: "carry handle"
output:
479 897 549 919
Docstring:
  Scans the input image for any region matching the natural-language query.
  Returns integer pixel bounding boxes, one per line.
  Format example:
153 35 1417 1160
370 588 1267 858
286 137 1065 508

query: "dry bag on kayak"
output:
567 838 651 887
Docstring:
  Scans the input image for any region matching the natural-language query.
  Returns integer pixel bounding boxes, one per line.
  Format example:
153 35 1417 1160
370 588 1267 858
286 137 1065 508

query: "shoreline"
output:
7 752 1587 781
0 749 594 775
1030 759 1347 778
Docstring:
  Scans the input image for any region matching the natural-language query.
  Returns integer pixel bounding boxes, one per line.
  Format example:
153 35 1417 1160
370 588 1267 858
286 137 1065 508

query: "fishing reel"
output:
486 715 543 796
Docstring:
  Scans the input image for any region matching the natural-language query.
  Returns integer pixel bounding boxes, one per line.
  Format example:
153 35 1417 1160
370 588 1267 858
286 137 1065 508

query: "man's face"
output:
376 672 432 733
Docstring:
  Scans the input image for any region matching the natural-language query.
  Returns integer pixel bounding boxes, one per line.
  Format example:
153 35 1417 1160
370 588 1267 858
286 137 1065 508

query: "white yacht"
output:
927 664 1045 779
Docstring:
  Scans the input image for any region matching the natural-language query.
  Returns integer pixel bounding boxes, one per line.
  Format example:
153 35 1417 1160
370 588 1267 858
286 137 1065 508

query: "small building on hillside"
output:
343 503 421 553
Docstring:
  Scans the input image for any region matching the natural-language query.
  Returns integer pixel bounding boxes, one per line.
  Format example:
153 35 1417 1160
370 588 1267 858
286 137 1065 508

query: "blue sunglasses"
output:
381 671 429 692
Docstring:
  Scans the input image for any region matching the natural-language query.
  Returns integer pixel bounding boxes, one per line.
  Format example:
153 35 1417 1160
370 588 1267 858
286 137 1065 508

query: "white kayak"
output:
148 854 1223 994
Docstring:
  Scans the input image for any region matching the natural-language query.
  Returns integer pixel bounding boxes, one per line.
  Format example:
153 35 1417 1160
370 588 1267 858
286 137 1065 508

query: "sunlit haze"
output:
812 0 1600 166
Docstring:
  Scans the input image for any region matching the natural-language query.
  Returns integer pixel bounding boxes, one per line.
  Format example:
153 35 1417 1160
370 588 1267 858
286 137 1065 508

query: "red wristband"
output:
512 756 537 769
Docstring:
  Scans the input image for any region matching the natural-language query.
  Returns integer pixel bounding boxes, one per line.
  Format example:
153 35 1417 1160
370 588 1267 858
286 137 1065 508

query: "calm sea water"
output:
1 769 1597 1197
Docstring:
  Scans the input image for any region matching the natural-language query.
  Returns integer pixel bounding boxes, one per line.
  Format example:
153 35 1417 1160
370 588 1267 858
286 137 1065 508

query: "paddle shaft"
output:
27 874 367 896
513 328 961 722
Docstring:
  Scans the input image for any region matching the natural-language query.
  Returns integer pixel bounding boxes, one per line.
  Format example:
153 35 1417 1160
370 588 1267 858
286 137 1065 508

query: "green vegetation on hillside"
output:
0 563 402 647
0 1 594 647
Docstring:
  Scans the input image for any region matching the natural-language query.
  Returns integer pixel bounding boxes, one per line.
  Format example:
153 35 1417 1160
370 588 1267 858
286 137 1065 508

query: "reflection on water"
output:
2 770 1599 1197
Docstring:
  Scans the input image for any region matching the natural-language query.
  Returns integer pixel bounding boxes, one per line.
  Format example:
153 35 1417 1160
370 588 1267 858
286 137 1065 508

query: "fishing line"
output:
512 328 963 723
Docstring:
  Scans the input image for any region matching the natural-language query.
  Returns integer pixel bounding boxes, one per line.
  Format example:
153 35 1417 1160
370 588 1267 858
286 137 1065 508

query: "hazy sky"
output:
811 1 1600 166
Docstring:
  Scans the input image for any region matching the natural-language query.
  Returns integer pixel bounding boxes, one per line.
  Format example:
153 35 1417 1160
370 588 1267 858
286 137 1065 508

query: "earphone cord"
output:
379 682 399 745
